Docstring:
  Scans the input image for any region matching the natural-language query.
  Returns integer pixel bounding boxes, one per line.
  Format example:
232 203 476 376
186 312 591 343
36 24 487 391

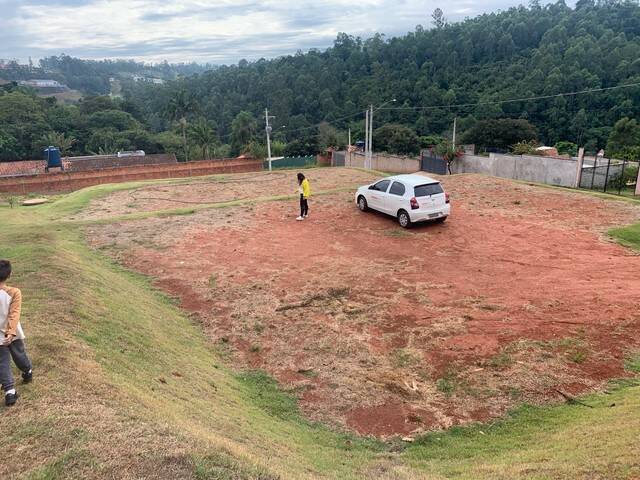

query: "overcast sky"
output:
1 0 572 65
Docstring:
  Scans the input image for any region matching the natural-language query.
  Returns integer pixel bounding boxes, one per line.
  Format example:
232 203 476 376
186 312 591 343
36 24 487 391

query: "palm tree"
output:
230 111 257 155
189 118 218 160
163 89 197 161
42 131 76 157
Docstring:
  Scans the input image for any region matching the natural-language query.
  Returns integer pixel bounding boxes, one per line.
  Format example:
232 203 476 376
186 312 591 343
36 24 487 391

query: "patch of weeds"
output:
436 377 456 395
298 368 318 378
327 286 350 299
507 386 522 399
391 349 420 369
157 208 195 218
250 344 261 353
253 322 265 334
384 229 411 238
487 352 513 369
208 273 218 289
513 200 521 205
624 352 640 373
26 449 96 480
568 349 588 364
193 451 279 480
236 370 300 421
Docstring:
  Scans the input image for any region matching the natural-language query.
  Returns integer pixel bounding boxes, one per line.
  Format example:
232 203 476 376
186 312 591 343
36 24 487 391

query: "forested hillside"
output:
0 55 211 95
2 1 640 161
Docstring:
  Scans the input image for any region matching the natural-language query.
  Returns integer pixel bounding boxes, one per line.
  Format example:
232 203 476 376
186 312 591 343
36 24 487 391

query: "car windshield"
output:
414 183 443 197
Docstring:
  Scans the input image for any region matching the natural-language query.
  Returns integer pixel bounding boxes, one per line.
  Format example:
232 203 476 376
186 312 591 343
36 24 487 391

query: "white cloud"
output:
0 0 574 64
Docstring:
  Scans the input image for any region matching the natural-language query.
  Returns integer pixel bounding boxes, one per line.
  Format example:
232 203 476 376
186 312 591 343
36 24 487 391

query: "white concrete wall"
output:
345 152 420 173
452 153 579 187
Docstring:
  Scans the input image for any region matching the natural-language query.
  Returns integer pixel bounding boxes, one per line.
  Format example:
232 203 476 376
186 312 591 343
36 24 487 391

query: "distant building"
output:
18 79 65 89
132 75 164 85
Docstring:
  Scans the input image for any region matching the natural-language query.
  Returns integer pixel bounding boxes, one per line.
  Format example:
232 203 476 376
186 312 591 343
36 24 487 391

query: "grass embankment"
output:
1 172 639 479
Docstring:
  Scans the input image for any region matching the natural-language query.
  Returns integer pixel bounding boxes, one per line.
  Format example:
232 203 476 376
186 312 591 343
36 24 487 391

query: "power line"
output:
378 82 640 112
215 81 640 141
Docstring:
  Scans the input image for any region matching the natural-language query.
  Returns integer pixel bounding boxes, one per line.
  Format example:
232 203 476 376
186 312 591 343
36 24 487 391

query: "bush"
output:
554 141 578 157
511 140 539 155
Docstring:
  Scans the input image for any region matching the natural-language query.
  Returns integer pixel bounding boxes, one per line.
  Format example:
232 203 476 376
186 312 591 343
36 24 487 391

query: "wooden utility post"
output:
575 147 585 188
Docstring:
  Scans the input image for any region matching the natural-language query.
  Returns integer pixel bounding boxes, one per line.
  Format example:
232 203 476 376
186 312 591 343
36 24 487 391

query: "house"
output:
18 79 65 89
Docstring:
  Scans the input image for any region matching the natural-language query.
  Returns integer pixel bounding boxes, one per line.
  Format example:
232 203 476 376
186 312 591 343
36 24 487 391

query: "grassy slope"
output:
1 171 639 479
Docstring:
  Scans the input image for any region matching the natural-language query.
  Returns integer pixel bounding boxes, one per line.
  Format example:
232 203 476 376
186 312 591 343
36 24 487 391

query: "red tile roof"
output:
0 161 47 177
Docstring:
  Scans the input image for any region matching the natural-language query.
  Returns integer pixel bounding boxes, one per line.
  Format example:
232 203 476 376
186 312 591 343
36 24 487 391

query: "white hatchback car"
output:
355 174 450 228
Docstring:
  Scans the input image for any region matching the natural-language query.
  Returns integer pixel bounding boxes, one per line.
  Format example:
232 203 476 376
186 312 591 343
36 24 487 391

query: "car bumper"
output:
409 204 450 222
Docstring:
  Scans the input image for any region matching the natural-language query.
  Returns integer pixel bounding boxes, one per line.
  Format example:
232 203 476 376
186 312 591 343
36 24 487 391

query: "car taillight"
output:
445 192 450 204
410 197 419 210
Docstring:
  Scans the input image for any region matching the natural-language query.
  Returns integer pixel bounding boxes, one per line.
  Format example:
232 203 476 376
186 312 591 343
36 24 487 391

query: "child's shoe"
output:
5 391 18 406
22 369 32 384
296 216 304 221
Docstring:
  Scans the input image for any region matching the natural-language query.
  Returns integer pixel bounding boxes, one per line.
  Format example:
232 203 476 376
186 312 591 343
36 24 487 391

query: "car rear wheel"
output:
398 210 411 228
357 195 368 212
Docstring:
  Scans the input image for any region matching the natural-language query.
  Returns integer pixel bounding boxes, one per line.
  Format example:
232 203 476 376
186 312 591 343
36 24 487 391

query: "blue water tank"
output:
44 146 62 170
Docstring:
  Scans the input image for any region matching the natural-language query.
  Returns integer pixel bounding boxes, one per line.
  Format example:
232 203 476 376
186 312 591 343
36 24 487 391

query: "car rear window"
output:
414 183 443 197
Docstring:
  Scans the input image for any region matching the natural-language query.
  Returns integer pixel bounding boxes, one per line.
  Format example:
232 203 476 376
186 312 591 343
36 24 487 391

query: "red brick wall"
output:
0 159 263 194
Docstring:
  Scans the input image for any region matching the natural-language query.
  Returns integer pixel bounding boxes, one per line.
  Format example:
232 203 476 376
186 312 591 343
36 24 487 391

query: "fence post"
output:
575 147 584 188
636 163 640 196
604 158 611 193
590 156 597 189
619 159 627 195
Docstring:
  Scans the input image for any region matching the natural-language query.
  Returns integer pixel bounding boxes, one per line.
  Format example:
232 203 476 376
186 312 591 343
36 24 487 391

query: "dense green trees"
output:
461 119 538 151
373 124 420 155
2 2 640 161
121 1 639 156
230 111 258 155
606 117 640 157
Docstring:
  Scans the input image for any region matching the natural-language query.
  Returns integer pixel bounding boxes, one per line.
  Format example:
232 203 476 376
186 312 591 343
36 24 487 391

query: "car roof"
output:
384 174 440 186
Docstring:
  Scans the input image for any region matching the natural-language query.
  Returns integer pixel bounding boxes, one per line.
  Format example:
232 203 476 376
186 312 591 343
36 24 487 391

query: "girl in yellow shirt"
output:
296 173 311 221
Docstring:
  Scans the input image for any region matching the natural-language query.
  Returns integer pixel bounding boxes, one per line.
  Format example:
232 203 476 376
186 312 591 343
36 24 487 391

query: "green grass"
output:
1 170 640 479
609 222 640 251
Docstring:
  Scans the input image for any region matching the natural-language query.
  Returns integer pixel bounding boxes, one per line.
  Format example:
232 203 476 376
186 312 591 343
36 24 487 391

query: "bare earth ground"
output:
74 168 379 220
85 170 640 438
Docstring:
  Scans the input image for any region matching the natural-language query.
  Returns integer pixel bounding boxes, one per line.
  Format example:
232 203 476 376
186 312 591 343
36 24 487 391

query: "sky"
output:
1 0 572 65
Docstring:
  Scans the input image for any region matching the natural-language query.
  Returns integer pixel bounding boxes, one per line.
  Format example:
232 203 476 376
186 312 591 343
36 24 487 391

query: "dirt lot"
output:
74 168 379 220
85 169 640 437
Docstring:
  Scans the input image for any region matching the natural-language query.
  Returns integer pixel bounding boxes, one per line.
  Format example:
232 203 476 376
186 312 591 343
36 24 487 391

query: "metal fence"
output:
579 157 639 196
263 156 316 170
420 151 447 175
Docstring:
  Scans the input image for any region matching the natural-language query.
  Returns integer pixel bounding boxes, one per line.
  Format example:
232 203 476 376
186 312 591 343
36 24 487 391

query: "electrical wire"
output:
377 82 640 112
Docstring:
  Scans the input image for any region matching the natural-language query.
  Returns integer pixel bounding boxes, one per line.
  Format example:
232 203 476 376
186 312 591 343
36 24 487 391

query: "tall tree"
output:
230 111 257 155
41 131 76 156
164 89 197 161
431 8 447 29
189 118 218 160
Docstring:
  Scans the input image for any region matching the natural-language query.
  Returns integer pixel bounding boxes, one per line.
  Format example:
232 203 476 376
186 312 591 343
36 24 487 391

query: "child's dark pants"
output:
300 195 309 217
0 340 32 391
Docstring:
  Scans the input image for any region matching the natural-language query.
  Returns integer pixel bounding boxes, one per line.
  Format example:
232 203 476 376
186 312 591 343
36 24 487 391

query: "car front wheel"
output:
357 195 368 211
398 210 411 228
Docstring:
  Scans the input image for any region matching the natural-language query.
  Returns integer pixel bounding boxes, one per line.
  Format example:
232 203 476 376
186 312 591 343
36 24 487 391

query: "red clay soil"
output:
86 172 640 438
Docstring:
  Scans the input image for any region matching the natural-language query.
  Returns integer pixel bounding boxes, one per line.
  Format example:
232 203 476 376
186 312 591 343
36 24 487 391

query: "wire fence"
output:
579 157 639 197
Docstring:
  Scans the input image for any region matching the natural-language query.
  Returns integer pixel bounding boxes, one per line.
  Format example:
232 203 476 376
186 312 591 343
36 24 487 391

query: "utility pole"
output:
368 105 373 169
364 109 369 169
265 108 275 171
348 128 351 148
452 117 457 147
